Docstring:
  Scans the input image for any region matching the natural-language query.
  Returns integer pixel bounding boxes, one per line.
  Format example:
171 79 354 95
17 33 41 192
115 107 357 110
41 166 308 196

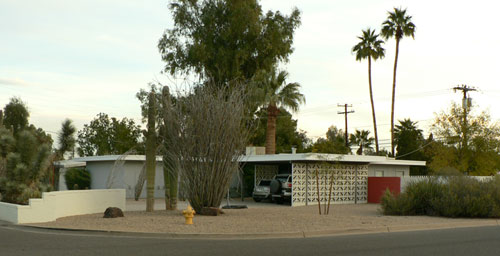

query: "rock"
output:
103 207 124 218
200 207 224 216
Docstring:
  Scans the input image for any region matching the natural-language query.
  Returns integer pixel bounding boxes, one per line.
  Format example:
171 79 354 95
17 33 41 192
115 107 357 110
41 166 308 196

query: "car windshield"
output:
259 180 271 186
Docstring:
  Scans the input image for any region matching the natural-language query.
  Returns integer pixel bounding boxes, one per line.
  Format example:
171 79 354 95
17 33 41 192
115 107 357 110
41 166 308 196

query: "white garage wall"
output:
368 165 409 177
86 161 165 199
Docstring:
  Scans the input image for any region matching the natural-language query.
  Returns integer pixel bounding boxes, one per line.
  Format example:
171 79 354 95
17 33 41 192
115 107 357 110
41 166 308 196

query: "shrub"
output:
381 177 443 216
381 175 500 218
64 167 91 190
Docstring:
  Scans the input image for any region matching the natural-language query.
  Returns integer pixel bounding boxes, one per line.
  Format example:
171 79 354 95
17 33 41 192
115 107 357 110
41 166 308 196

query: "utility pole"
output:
453 84 476 173
337 104 354 147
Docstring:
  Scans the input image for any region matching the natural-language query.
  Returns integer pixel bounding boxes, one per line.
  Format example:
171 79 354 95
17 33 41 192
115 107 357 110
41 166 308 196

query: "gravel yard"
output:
26 199 498 234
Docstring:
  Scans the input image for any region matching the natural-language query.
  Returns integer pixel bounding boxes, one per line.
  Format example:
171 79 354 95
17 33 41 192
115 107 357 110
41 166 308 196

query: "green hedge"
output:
64 167 91 190
381 176 500 218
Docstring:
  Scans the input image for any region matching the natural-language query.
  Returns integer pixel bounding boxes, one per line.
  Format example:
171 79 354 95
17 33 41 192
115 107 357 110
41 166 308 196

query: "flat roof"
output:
73 155 162 162
74 153 425 166
240 153 426 166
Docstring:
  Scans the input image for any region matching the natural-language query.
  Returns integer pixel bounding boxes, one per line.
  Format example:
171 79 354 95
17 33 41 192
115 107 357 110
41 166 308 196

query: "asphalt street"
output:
1 223 499 256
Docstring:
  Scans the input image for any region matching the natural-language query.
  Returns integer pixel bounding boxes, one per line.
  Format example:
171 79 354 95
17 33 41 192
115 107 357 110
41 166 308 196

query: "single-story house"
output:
64 151 425 205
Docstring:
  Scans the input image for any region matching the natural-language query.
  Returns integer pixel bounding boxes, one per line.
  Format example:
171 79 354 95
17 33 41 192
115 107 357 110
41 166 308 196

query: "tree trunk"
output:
391 38 400 157
368 57 379 154
146 92 156 212
265 104 279 154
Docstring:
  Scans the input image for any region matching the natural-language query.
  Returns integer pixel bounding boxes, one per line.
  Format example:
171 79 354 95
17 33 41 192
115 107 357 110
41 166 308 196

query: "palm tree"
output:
258 68 305 154
349 130 374 155
381 7 416 156
352 28 385 154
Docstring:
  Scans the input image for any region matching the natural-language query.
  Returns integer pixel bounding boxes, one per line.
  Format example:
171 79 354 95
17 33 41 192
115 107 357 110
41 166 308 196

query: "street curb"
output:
16 220 500 240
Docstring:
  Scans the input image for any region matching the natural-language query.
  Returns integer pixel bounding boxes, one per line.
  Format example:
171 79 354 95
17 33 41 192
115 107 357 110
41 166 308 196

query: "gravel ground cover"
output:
26 200 497 234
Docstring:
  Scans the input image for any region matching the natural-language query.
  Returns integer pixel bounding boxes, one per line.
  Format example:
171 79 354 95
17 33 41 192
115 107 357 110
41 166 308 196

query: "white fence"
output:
401 176 494 191
0 189 125 224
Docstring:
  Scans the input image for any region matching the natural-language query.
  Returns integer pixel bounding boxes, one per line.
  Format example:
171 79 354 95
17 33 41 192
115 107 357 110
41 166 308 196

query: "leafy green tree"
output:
394 118 428 174
394 119 424 158
381 7 416 156
429 103 500 175
77 113 142 156
349 130 374 155
352 28 385 154
158 0 301 85
311 126 350 154
255 68 305 154
3 97 29 135
249 108 310 153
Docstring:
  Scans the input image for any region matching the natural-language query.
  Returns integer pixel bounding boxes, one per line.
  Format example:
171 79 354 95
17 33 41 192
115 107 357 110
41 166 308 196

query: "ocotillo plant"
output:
162 83 250 214
145 92 157 212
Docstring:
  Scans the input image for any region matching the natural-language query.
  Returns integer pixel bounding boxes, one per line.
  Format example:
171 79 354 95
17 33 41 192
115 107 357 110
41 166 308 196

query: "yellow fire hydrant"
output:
182 205 195 225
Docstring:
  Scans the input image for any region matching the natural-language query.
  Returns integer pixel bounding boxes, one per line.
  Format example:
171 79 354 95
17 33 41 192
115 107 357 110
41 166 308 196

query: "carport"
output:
239 153 425 207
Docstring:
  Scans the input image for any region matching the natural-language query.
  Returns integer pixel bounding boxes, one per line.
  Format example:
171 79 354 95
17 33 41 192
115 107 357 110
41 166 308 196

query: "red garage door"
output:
368 177 400 203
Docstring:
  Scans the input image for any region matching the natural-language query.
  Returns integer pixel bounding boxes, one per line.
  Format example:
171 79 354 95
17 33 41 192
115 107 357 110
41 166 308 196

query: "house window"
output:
375 171 384 177
396 171 404 177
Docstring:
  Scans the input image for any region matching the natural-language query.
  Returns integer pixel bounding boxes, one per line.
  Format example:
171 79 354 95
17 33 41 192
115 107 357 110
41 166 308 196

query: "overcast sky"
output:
1 0 499 151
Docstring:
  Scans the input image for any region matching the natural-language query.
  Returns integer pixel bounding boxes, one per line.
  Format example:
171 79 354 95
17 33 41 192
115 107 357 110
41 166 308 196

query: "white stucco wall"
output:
0 189 125 224
368 164 410 177
86 161 165 199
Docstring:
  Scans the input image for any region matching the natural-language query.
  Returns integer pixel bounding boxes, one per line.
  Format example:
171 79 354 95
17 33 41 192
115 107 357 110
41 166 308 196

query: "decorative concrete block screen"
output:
292 163 368 206
0 189 125 224
254 165 279 186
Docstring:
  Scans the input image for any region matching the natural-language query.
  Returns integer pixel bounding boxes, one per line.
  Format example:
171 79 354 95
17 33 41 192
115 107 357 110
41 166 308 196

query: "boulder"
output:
200 207 224 216
103 207 124 218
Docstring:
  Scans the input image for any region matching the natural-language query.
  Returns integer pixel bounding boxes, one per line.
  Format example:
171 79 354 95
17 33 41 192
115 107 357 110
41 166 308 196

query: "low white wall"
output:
0 189 125 224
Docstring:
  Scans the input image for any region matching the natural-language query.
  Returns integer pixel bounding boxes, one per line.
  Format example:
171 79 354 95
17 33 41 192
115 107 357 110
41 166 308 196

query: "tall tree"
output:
256 68 305 154
158 0 301 85
349 130 374 155
145 92 156 212
381 7 416 156
352 28 385 154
